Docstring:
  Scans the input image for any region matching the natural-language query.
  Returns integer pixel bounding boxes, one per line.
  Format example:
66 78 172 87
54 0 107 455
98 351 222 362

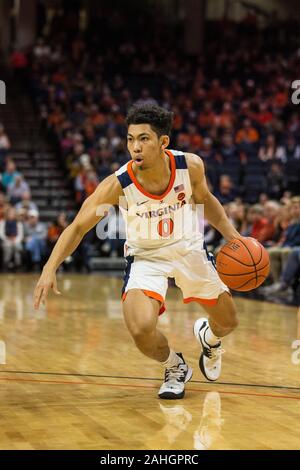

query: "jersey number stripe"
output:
157 218 174 238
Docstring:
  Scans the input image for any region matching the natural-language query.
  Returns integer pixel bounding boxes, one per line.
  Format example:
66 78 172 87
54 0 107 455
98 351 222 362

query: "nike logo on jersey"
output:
137 200 149 206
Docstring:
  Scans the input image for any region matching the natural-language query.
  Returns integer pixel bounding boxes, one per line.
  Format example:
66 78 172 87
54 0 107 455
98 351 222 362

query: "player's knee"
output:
227 315 239 331
129 319 155 340
214 316 238 333
214 309 239 332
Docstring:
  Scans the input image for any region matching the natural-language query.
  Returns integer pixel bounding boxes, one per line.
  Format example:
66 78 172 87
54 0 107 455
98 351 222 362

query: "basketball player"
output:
34 104 240 399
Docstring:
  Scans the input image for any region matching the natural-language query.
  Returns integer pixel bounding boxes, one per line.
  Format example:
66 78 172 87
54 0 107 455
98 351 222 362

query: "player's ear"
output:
161 135 170 150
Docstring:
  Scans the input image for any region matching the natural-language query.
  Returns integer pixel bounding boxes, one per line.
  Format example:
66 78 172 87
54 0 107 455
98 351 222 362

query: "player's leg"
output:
122 288 169 361
122 288 192 399
174 242 238 382
193 292 238 382
201 291 239 338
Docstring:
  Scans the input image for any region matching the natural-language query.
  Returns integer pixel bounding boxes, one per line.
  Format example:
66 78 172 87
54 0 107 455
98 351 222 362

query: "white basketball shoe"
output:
193 318 224 381
158 353 193 400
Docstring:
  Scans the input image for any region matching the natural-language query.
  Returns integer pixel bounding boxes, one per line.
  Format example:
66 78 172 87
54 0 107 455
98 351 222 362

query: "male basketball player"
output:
34 104 240 399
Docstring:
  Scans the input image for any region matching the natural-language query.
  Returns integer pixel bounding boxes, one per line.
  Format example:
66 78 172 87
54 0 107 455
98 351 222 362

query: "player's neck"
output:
134 151 170 183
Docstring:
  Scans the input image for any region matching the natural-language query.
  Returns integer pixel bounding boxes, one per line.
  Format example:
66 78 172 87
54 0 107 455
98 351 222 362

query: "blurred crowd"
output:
206 195 300 303
25 11 300 206
1 8 300 297
0 141 72 272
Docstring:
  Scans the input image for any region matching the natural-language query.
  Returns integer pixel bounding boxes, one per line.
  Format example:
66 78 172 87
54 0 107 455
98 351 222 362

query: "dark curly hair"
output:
126 104 174 137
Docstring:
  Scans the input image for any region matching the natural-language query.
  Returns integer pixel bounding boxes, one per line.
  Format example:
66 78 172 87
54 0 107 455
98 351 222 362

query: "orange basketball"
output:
216 237 270 292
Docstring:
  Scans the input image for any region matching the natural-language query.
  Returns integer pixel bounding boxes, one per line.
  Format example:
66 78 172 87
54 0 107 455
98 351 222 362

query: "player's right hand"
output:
33 269 61 310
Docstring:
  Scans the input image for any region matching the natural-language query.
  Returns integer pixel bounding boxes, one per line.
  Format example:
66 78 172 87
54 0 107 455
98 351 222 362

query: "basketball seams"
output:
234 275 267 290
217 261 270 277
217 250 260 268
237 238 259 287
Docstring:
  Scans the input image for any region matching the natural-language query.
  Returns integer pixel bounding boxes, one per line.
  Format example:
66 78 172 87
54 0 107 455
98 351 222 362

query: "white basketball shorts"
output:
121 238 229 314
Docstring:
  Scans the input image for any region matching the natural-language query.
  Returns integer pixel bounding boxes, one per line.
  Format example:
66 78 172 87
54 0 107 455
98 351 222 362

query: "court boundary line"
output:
0 370 299 391
0 375 299 401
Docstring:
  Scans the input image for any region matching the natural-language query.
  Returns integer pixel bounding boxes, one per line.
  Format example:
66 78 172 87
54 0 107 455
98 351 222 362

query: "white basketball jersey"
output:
115 150 203 257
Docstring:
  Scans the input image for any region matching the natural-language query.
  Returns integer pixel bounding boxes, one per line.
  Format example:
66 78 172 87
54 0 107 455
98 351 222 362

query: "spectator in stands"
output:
235 119 259 145
282 134 300 161
266 163 286 199
74 164 92 205
255 102 273 127
198 102 216 130
198 137 215 162
267 202 291 247
84 169 99 198
136 88 157 106
15 191 39 215
0 193 9 222
267 197 300 282
259 193 269 205
216 102 235 129
0 206 24 269
218 133 238 163
48 104 66 132
287 112 300 136
259 201 280 246
215 175 238 204
0 124 11 171
7 175 30 205
258 134 285 162
243 204 267 239
24 209 47 270
262 247 300 301
33 38 51 60
227 202 248 234
1 160 20 191
9 47 28 80
279 197 300 248
47 212 68 256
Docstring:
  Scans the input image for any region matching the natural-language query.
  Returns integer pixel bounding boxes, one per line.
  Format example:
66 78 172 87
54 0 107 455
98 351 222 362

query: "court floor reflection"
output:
193 392 224 450
151 391 223 450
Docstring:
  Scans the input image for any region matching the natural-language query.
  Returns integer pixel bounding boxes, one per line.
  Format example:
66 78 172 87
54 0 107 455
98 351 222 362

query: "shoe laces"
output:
165 363 186 382
204 344 225 360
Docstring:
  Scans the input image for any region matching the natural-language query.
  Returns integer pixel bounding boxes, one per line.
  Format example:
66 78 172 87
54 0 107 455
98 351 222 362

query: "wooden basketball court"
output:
0 273 299 450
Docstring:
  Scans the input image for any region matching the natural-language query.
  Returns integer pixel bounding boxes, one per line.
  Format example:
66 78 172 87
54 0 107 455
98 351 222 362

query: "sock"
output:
162 350 183 368
204 324 221 346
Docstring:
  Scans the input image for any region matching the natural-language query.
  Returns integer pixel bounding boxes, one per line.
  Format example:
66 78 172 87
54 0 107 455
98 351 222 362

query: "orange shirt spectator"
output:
47 213 68 244
236 119 259 144
274 90 288 108
198 103 216 129
48 106 65 127
85 170 99 197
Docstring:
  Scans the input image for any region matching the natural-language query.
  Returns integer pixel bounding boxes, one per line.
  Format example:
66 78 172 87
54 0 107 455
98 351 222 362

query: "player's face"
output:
127 124 168 169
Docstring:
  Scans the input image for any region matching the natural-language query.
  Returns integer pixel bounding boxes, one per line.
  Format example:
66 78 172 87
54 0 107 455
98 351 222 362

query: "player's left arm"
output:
186 153 240 241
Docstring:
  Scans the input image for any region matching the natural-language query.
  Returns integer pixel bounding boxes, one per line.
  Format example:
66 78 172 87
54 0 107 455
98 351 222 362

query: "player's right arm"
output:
33 174 123 309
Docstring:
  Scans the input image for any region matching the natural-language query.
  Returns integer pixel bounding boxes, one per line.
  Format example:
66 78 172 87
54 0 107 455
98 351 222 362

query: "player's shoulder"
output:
184 152 205 175
169 149 204 170
93 173 124 204
115 161 129 176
